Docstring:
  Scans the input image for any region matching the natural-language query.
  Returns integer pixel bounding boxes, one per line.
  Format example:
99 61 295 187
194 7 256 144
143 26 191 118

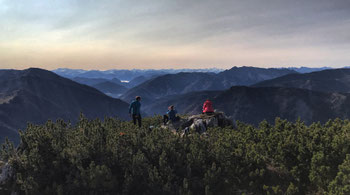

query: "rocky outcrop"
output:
162 112 233 135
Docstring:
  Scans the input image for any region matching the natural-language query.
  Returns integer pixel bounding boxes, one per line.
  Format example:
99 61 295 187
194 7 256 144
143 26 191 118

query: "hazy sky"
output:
0 0 350 70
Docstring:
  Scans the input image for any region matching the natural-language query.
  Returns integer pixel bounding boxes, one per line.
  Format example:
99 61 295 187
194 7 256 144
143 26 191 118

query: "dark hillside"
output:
145 86 348 125
254 69 350 93
121 67 296 104
0 68 129 143
218 66 297 87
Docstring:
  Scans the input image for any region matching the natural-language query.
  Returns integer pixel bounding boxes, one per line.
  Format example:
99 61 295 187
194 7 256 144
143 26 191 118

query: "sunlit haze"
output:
1 0 350 70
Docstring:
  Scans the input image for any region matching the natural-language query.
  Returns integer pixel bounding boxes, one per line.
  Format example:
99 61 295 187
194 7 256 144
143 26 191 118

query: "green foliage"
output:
328 154 350 194
1 116 350 194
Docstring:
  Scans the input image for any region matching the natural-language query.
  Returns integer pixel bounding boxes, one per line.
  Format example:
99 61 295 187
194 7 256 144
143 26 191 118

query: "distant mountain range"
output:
3 66 350 144
121 67 297 104
145 86 349 125
218 67 297 87
53 68 223 81
138 68 350 125
287 66 332 73
54 67 347 100
53 66 345 81
0 68 129 143
254 69 350 93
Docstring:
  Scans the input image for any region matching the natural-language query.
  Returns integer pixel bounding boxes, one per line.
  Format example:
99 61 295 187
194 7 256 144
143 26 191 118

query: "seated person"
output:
163 105 180 125
202 99 214 114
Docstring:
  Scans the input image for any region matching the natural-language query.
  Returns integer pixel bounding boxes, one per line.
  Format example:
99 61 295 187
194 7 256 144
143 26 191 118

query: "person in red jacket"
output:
202 99 214 114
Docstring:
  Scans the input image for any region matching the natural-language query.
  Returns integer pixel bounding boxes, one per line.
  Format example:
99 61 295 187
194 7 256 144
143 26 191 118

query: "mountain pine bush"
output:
1 116 350 194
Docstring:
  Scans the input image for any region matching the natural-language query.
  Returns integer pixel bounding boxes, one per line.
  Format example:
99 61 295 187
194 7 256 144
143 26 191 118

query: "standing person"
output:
163 105 179 125
202 99 214 114
129 96 142 127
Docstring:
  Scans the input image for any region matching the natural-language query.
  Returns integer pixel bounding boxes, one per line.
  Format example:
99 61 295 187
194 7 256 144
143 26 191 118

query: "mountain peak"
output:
23 68 59 77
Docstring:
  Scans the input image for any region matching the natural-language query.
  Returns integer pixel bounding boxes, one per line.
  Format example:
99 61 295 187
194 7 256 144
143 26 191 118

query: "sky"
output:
0 0 350 70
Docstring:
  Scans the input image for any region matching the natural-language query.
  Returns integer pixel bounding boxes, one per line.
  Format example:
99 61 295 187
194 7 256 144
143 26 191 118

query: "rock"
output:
204 116 218 127
163 112 233 135
190 119 206 133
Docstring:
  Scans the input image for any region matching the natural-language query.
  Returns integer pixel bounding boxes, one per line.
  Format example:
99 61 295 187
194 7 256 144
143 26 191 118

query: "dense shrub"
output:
1 116 350 194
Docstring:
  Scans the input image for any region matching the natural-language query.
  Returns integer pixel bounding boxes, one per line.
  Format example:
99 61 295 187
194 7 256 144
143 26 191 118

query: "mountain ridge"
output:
254 68 350 93
121 67 297 104
0 68 130 143
144 86 348 125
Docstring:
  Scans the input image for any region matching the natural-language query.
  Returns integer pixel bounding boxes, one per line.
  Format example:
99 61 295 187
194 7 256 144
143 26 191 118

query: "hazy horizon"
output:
1 0 349 70
0 65 339 72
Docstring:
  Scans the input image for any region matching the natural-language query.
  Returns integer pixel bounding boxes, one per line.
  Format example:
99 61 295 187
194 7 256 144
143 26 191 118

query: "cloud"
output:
0 0 349 69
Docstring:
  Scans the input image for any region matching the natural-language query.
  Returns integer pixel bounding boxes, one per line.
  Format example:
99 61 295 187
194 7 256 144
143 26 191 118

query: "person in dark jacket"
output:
163 105 179 125
129 96 142 127
202 99 214 114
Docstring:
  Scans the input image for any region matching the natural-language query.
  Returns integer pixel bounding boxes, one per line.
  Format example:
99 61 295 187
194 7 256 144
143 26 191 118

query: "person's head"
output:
169 105 174 110
136 96 141 101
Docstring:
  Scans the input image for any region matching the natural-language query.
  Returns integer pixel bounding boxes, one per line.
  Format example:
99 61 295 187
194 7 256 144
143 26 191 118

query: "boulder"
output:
190 119 206 133
162 112 233 135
